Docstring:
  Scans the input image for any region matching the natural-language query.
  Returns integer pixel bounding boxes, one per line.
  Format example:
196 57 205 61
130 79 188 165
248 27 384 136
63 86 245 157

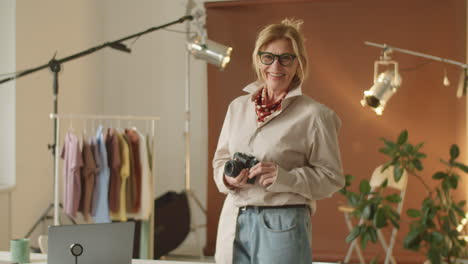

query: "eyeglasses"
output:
258 51 297 66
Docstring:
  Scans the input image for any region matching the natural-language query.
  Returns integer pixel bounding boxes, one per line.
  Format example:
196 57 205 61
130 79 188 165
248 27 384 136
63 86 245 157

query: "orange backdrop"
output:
205 0 466 263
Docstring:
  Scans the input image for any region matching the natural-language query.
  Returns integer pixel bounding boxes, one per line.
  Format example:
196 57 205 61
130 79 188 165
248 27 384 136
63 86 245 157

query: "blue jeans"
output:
233 206 312 264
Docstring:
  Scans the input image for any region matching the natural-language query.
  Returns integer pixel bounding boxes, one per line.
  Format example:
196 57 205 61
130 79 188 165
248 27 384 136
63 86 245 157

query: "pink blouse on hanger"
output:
60 131 83 219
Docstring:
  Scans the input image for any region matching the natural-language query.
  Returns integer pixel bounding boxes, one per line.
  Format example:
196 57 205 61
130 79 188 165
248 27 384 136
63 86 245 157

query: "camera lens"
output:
224 160 243 177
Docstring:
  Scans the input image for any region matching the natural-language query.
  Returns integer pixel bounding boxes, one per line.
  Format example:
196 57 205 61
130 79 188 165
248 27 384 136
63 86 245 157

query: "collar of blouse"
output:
243 81 303 103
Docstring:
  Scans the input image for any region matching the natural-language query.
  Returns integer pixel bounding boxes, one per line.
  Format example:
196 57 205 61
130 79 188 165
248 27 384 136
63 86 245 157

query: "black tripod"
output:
24 58 78 239
0 15 193 238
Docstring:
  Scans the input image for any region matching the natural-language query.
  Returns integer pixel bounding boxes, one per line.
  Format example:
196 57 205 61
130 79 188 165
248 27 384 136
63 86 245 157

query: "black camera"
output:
224 152 259 184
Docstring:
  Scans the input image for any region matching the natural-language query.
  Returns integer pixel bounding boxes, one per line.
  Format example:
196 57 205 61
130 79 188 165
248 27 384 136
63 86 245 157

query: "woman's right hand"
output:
223 169 251 189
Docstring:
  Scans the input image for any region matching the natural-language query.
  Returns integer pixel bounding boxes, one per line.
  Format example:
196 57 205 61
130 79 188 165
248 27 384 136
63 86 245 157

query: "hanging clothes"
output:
90 137 101 216
126 128 152 220
137 129 155 259
54 114 159 261
79 138 97 221
122 133 138 213
112 131 130 221
126 129 142 212
146 133 153 172
139 129 153 220
92 125 111 223
107 128 122 214
60 131 83 219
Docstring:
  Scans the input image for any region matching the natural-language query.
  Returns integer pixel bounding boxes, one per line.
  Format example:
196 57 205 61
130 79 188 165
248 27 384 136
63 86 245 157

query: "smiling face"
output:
259 38 298 97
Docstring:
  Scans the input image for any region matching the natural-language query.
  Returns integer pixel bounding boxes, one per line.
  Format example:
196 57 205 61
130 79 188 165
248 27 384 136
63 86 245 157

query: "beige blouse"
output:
212 81 345 264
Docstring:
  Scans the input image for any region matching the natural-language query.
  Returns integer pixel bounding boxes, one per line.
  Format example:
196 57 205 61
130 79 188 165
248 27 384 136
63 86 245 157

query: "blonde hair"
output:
252 18 308 88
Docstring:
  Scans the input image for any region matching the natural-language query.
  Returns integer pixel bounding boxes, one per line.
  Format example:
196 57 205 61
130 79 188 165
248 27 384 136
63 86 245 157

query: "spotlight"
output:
185 5 232 70
361 51 401 116
187 36 233 70
363 41 468 115
456 68 467 98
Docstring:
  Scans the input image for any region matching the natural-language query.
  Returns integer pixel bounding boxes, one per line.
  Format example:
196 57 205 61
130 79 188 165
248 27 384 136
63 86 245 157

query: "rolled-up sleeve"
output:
267 109 344 201
213 104 237 194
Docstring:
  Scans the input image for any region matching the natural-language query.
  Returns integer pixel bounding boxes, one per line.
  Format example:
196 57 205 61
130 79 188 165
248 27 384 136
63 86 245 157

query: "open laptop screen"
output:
47 222 135 264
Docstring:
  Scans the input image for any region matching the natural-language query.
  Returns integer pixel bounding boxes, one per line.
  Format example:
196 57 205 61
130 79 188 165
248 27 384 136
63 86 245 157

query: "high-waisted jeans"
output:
233 206 312 264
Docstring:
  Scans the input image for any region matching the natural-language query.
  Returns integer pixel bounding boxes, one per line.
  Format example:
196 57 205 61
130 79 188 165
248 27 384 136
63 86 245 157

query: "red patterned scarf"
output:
254 88 286 123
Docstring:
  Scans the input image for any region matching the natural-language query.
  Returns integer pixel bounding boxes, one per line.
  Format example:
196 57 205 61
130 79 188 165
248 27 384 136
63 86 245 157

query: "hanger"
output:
68 118 75 133
83 119 88 137
91 119 96 134
127 119 132 130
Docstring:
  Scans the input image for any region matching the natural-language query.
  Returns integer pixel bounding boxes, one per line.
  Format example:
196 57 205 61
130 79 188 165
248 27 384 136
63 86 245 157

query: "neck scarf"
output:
254 88 286 123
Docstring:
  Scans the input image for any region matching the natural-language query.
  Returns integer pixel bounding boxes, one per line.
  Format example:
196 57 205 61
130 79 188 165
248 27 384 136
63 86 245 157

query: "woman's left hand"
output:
248 162 278 187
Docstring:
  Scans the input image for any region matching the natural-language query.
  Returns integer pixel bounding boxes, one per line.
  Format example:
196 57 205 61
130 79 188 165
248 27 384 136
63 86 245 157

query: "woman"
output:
213 18 344 264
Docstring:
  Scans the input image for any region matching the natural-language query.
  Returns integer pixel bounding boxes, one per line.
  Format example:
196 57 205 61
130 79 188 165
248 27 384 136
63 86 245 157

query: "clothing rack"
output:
49 113 160 258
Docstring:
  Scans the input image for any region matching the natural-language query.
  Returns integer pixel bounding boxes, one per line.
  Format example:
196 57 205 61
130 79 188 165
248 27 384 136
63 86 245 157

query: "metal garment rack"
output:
49 113 160 258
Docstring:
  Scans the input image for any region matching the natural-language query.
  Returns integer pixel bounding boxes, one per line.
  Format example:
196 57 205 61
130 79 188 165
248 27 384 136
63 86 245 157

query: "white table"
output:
0 251 211 264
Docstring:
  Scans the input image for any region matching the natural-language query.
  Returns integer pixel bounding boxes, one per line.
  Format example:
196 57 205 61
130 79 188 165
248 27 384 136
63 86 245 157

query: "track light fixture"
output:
187 36 233 70
363 42 468 116
186 5 232 70
456 68 467 98
361 49 401 116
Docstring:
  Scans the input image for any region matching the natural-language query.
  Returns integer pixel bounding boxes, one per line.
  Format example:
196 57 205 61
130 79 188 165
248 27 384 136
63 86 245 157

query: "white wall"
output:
97 0 208 254
0 1 16 187
6 0 211 255
0 0 15 250
12 0 103 248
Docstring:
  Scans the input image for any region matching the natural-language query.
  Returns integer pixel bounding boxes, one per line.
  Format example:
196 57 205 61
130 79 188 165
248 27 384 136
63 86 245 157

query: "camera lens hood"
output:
224 160 243 177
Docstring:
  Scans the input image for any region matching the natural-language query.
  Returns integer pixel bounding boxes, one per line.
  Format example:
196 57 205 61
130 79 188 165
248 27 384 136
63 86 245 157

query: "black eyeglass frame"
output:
257 51 297 66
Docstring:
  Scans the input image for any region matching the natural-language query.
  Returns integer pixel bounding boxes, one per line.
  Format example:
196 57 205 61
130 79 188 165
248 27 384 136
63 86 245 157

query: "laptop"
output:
47 222 135 264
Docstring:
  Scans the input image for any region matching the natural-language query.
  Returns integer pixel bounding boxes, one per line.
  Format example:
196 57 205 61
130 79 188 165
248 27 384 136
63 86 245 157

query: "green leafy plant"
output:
341 130 467 264
340 174 401 250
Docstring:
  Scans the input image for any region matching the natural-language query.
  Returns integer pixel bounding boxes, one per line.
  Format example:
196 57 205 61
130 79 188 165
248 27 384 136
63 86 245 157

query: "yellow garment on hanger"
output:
110 132 130 222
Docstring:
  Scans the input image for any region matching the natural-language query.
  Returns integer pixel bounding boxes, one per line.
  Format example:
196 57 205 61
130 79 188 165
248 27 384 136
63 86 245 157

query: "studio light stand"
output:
181 1 232 257
25 57 78 239
181 8 207 259
0 15 194 238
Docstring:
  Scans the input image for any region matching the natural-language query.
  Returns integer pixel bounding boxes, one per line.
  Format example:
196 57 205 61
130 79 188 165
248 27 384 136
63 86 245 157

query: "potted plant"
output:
340 130 467 264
